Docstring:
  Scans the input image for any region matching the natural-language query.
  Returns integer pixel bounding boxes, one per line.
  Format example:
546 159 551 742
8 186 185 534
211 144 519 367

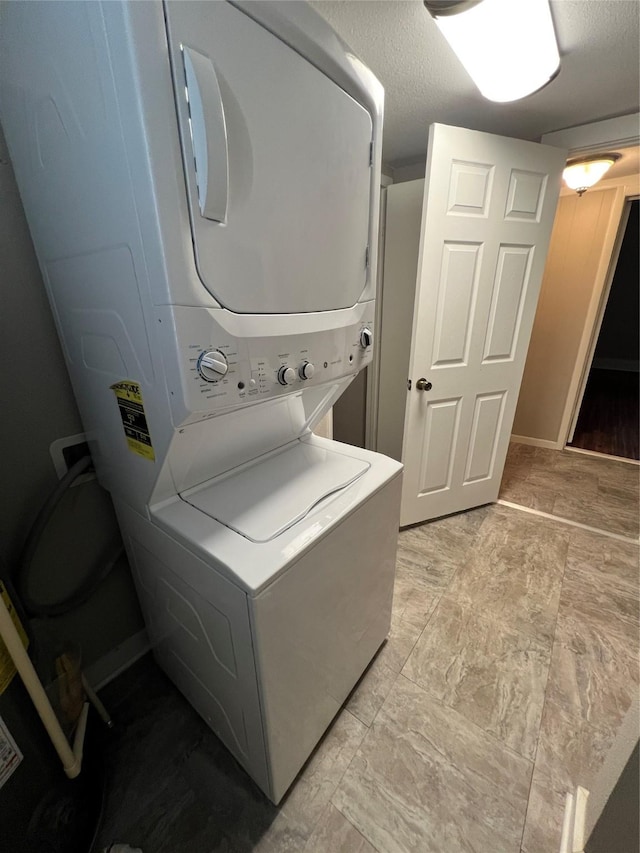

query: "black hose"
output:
15 456 123 617
18 456 92 574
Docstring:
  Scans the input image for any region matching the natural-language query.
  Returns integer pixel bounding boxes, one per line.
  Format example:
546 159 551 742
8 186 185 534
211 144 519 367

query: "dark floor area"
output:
569 368 639 460
94 655 286 853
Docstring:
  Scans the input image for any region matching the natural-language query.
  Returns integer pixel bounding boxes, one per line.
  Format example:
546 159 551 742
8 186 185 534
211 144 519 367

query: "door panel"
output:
432 242 482 366
400 124 566 526
418 398 461 494
165 1 372 315
463 391 506 483
482 245 533 362
447 161 494 216
504 169 548 221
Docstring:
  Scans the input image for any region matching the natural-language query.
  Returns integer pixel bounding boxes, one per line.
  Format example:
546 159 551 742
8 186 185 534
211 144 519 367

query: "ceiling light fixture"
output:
562 154 621 196
424 0 560 103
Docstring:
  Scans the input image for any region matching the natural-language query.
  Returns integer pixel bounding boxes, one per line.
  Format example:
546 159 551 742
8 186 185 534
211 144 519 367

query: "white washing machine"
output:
1 0 402 803
120 437 401 802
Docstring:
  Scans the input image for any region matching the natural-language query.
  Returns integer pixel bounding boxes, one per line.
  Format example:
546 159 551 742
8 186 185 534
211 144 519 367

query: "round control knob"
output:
198 350 228 381
360 328 373 348
299 361 315 380
277 366 297 386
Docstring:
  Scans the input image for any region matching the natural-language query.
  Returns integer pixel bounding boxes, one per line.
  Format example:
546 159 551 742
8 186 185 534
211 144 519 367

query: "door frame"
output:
565 195 638 445
554 180 634 448
365 173 393 450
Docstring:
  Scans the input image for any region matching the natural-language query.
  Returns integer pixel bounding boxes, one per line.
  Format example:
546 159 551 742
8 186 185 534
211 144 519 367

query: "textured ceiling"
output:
607 145 640 180
310 0 640 168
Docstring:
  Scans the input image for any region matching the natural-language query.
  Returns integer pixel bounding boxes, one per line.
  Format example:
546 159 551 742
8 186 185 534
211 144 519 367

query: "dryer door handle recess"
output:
182 45 229 223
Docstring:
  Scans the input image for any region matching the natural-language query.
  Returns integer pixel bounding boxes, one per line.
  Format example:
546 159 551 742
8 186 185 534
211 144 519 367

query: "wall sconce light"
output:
562 154 621 196
424 0 560 103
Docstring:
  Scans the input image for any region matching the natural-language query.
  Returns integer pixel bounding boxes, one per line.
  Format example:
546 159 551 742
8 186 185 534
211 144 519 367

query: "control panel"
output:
170 306 375 418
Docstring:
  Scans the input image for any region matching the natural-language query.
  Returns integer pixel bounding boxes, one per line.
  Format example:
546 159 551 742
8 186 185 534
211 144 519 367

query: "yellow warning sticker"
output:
0 582 29 695
110 380 155 461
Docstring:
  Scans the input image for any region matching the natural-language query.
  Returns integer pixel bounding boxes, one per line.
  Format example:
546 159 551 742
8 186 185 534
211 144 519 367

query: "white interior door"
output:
400 124 566 527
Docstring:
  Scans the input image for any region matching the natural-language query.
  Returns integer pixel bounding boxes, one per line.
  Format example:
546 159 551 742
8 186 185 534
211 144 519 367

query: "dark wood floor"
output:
570 368 639 460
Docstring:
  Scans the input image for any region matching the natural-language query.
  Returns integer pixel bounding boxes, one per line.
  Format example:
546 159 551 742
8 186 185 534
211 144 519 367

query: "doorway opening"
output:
567 199 639 461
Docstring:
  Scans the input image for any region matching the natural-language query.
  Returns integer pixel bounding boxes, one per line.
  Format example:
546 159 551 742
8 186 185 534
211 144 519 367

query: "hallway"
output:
569 368 639 461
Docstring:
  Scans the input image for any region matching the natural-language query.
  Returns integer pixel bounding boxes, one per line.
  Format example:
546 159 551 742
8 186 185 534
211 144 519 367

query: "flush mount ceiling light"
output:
562 154 621 196
424 0 560 103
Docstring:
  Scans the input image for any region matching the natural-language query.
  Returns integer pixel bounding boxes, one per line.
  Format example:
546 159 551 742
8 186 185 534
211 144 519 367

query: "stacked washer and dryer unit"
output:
1 1 402 803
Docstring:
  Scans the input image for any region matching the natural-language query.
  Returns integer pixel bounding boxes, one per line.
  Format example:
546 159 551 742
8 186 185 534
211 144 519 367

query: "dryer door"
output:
165 1 373 315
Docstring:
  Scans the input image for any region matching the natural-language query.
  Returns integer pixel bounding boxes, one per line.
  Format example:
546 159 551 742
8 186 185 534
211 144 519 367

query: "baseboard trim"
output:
84 629 151 691
592 357 639 373
511 434 562 450
564 446 640 466
496 500 639 545
560 786 589 853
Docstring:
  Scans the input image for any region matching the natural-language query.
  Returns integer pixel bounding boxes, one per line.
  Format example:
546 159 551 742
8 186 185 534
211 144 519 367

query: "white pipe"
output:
82 673 113 728
72 702 90 767
0 593 82 778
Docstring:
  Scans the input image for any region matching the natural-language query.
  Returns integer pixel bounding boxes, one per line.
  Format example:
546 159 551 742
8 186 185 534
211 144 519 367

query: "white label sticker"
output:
0 715 23 790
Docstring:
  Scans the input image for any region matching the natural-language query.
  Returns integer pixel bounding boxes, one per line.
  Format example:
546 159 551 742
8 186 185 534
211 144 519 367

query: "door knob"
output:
416 378 432 391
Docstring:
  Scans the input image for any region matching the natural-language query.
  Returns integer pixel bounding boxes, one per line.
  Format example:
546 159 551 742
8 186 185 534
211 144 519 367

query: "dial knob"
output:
277 366 296 386
299 361 315 380
360 327 373 348
198 350 228 381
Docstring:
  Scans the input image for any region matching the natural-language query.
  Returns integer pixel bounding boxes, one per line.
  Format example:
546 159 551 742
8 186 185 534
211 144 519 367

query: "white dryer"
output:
0 0 402 803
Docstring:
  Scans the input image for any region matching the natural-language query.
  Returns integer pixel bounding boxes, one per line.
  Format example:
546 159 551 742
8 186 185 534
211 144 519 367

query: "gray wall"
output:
333 370 367 448
0 125 143 671
585 742 639 853
0 128 81 566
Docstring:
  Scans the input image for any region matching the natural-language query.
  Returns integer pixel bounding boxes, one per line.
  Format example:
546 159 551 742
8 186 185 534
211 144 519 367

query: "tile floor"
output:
97 447 639 853
500 443 639 538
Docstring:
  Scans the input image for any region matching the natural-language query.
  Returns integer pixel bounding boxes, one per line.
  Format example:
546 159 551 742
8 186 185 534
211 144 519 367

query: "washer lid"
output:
181 442 369 543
